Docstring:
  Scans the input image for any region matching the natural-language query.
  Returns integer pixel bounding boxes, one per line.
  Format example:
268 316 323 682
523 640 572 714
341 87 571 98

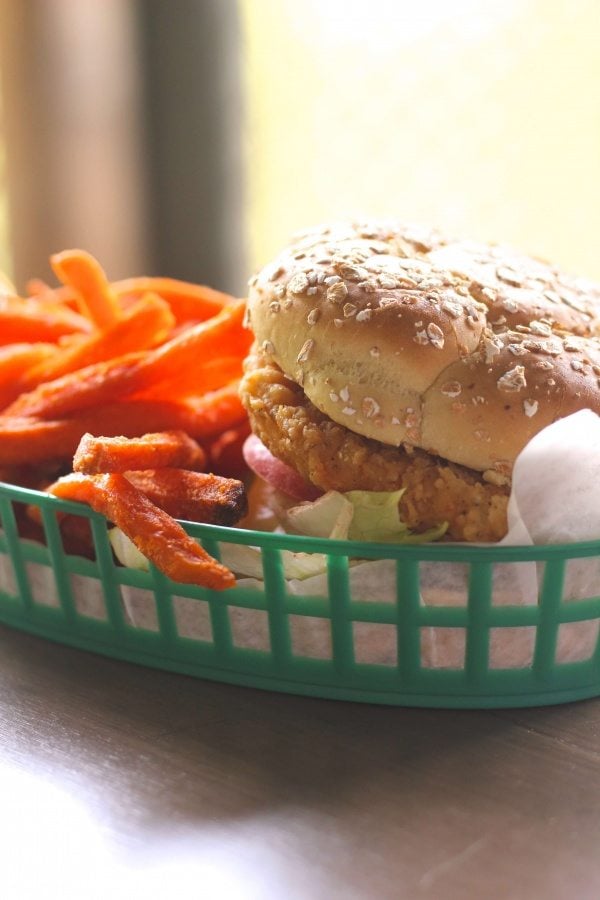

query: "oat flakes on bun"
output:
239 221 600 542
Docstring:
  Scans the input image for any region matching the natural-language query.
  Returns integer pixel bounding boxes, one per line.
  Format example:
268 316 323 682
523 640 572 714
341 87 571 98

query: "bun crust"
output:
245 221 600 472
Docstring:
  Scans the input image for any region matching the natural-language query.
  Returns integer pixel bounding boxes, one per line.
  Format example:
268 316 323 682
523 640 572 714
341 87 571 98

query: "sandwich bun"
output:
245 221 600 474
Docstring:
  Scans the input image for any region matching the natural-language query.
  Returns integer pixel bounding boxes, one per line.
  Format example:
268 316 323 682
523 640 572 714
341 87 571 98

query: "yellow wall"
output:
241 0 600 280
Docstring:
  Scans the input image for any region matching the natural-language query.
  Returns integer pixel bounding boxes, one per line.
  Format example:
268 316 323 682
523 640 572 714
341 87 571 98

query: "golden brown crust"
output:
240 352 508 542
245 221 600 471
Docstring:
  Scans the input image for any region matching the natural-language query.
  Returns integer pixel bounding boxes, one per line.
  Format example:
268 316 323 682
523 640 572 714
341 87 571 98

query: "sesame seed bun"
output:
244 221 600 476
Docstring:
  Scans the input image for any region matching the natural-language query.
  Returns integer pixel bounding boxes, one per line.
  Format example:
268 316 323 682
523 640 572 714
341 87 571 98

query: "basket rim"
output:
2 478 600 563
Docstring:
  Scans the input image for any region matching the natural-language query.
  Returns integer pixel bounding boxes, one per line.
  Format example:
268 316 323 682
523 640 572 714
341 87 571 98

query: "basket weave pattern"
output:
2 480 600 708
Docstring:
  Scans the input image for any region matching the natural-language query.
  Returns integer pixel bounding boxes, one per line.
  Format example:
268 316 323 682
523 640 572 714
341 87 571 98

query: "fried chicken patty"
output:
240 352 509 542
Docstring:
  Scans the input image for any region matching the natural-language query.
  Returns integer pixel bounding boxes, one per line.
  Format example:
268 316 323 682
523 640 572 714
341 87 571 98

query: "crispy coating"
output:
240 353 509 542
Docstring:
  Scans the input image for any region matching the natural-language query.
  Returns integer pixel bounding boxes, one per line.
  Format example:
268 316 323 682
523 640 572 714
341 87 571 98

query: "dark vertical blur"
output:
0 0 245 293
0 0 151 285
135 0 246 295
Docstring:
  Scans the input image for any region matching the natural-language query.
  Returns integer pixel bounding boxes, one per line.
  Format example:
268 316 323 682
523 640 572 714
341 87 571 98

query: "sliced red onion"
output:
242 434 322 501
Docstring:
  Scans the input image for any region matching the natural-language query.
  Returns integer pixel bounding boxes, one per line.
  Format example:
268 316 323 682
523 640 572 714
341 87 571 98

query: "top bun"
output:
245 221 600 474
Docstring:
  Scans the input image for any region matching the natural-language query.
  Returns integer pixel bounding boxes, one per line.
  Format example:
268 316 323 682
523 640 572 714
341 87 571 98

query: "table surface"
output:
2 624 599 900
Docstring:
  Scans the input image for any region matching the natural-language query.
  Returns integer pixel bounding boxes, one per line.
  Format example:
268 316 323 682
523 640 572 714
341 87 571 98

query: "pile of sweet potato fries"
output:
0 249 253 589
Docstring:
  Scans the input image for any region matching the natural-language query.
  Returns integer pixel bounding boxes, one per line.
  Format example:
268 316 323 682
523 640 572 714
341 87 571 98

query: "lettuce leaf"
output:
109 528 149 571
283 489 447 543
345 490 447 543
282 491 355 540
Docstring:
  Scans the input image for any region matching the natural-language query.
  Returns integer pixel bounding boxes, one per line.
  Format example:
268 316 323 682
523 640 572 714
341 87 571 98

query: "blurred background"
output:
0 0 598 296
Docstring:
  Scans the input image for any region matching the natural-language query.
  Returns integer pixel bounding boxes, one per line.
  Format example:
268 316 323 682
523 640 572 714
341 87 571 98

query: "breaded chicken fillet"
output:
241 352 509 542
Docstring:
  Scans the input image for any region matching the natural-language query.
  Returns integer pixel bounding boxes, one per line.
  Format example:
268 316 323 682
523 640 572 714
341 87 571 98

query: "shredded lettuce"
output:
109 528 150 571
219 544 328 581
284 489 447 544
283 491 354 540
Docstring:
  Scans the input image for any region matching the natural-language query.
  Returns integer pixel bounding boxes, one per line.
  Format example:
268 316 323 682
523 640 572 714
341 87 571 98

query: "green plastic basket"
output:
2 478 600 708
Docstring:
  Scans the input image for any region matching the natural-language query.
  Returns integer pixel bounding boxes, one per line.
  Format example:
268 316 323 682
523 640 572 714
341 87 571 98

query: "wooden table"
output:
2 623 599 900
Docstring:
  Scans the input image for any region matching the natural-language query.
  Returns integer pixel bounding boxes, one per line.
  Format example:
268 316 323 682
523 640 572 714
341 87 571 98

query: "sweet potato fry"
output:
0 391 247 466
133 355 245 402
183 384 247 437
112 276 235 324
5 353 145 419
25 279 80 310
124 468 247 524
51 249 121 328
0 416 110 465
6 300 250 420
0 295 92 344
73 430 206 474
25 278 53 297
124 299 251 401
47 472 236 589
21 293 175 389
0 343 56 410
